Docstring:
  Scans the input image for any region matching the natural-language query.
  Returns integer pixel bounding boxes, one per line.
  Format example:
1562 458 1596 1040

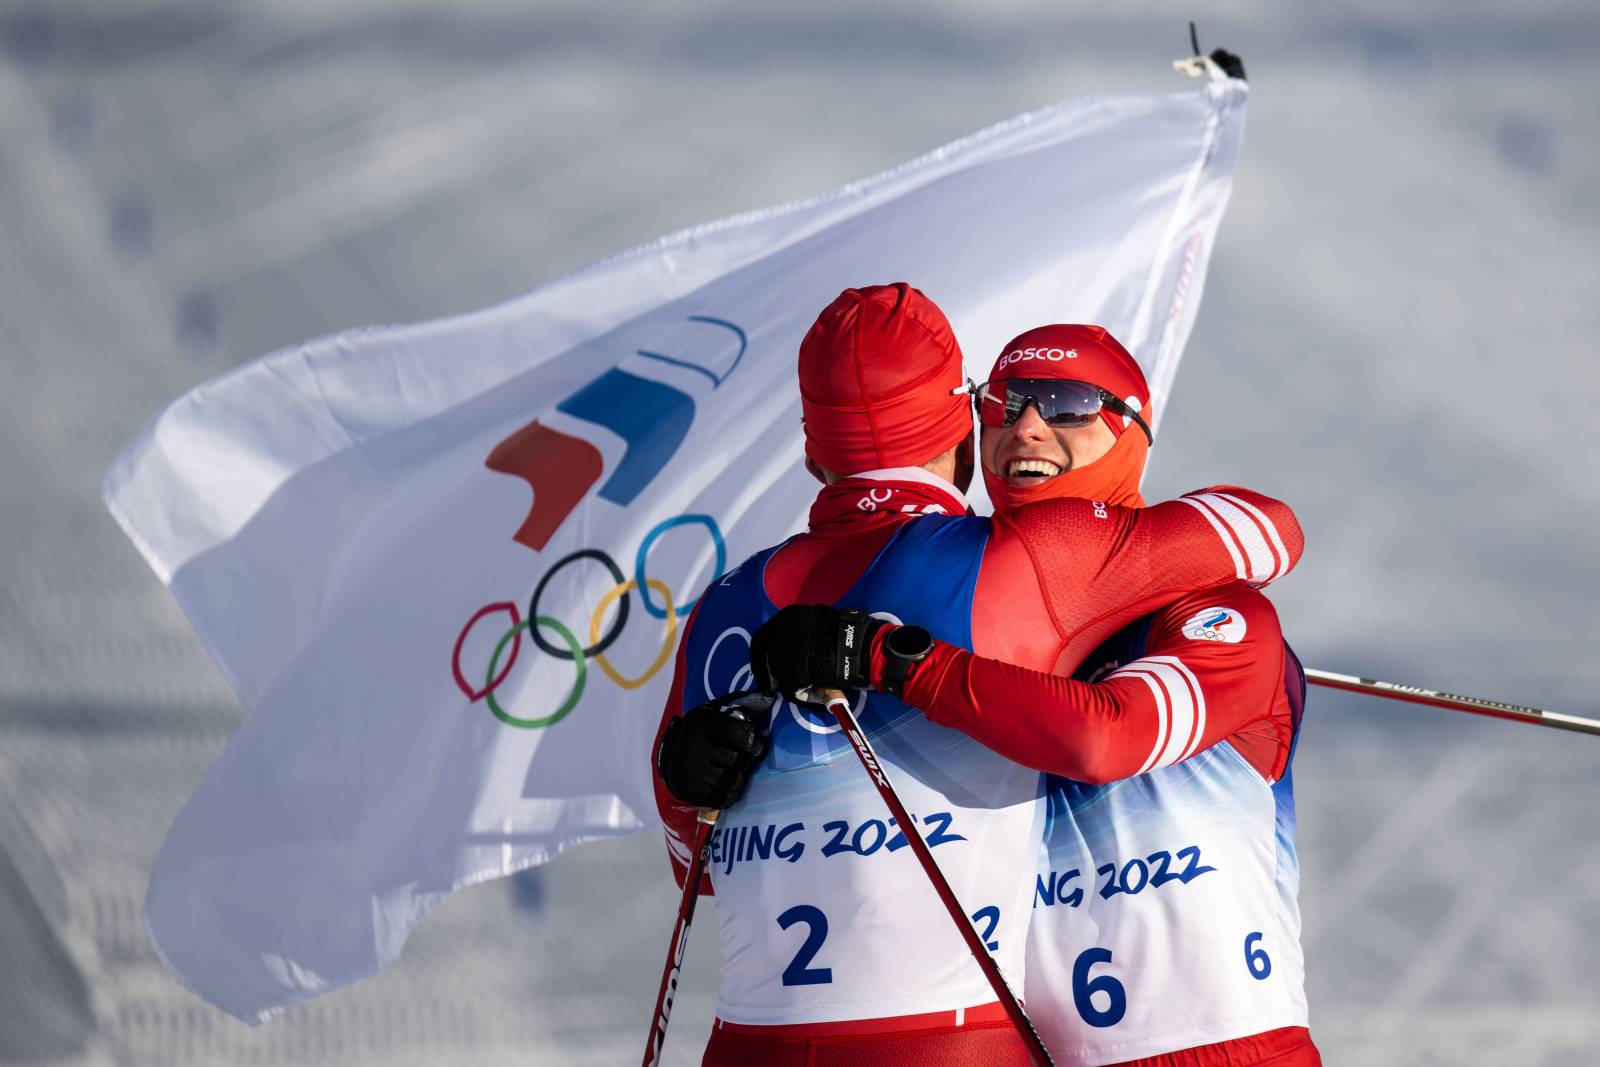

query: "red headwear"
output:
798 284 972 476
980 324 1153 512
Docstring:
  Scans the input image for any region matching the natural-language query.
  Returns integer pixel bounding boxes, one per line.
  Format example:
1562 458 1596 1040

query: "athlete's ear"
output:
804 457 843 485
953 433 975 495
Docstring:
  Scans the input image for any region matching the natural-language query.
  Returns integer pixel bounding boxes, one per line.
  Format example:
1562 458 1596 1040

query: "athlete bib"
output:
1025 628 1310 1064
687 516 1045 1026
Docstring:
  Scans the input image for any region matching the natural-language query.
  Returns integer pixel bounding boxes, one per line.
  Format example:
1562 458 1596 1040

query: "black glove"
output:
657 696 767 809
749 604 885 695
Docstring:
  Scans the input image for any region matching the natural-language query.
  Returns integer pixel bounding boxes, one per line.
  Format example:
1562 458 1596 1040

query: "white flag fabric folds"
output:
104 79 1248 1023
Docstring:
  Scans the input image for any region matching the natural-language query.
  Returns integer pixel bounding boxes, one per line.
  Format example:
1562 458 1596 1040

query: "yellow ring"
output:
591 579 677 690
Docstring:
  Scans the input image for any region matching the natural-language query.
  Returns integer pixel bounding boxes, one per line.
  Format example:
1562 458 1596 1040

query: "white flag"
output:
104 78 1248 1023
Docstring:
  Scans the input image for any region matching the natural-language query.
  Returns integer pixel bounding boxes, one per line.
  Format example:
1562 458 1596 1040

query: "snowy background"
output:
3 1 1598 1064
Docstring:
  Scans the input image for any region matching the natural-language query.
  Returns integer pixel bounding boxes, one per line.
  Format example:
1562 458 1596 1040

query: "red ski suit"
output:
651 471 1304 1065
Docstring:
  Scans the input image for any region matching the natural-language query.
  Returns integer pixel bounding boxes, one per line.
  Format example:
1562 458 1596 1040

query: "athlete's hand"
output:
749 605 885 696
658 698 766 809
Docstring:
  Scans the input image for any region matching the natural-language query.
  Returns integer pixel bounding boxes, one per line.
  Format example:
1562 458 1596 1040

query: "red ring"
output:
452 601 523 701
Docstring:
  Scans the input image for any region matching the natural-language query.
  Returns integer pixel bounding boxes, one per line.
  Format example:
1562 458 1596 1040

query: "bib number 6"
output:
1244 931 1272 980
1072 947 1127 1028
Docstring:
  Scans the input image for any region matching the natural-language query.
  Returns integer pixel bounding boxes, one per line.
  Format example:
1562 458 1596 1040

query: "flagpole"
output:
641 809 717 1067
816 689 1055 1067
1305 669 1600 738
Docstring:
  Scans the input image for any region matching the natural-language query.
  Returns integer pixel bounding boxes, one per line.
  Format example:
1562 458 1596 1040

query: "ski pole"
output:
642 693 771 1065
641 808 716 1067
810 687 1055 1067
1305 669 1600 738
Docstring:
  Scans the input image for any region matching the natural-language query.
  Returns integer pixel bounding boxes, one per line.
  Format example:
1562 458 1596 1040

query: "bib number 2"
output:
777 905 832 986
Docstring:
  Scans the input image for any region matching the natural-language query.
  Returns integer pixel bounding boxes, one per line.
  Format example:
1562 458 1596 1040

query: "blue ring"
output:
634 514 726 619
792 701 836 728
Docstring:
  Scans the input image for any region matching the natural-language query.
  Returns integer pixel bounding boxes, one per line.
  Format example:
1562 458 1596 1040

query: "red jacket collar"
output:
807 467 971 535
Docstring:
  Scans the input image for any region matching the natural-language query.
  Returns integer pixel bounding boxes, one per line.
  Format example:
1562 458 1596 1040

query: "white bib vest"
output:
687 517 1045 1026
1025 635 1310 1064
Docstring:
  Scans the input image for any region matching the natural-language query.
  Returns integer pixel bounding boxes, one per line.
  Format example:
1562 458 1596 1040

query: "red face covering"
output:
979 324 1152 513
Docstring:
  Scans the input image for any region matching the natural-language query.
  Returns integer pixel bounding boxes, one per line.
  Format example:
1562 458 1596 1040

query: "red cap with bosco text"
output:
986 324 1150 438
798 283 972 476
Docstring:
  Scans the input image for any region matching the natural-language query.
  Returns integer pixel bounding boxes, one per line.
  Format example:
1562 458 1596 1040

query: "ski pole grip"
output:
796 685 849 708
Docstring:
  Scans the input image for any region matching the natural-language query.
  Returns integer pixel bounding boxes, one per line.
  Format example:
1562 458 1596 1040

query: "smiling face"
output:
980 402 1118 490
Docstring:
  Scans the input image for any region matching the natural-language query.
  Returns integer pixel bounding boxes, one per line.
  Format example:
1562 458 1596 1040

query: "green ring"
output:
485 616 586 729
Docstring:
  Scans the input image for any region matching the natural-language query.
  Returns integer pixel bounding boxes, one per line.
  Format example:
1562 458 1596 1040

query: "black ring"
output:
527 549 630 660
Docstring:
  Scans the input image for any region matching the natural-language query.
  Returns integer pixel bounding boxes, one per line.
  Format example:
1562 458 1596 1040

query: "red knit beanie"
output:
798 283 972 475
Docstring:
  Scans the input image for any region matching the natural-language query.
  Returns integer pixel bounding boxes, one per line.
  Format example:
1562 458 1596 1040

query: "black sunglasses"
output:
974 378 1153 445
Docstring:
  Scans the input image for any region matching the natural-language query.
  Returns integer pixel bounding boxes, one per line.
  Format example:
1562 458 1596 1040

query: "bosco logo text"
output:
996 346 1077 373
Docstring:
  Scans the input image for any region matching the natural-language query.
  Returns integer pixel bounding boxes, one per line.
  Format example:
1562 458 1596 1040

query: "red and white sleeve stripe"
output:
1178 491 1292 584
1108 655 1209 774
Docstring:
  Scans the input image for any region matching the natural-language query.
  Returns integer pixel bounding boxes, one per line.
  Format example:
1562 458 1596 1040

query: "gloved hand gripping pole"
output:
642 694 767 1067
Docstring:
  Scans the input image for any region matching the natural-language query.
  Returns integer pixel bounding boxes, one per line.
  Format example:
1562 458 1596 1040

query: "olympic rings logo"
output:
451 514 727 729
